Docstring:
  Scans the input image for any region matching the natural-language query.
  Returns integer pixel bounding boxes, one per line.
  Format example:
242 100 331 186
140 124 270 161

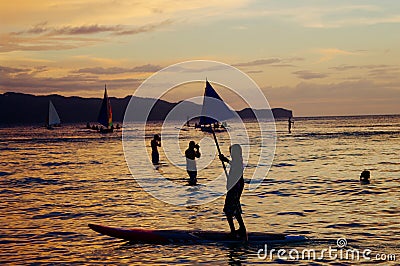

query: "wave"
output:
0 171 13 177
273 163 295 167
0 147 19 151
32 211 85 220
378 161 400 165
41 161 102 167
2 135 122 144
326 222 367 229
277 211 305 217
296 130 400 139
4 177 64 187
257 190 295 197
41 162 78 167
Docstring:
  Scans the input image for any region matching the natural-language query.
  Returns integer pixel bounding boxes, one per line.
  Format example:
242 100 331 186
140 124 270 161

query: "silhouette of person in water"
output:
360 170 370 184
219 144 247 240
185 141 201 185
288 117 294 133
151 134 161 165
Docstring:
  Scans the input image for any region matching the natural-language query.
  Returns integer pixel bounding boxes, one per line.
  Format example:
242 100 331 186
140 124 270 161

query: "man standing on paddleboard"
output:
219 144 247 240
185 141 201 185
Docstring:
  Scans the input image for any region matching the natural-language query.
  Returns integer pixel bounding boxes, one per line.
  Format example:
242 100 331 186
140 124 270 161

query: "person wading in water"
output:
151 134 161 165
185 141 201 185
288 117 294 133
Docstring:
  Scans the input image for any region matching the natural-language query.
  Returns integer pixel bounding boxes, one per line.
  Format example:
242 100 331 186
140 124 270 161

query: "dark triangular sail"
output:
199 80 233 125
97 85 113 128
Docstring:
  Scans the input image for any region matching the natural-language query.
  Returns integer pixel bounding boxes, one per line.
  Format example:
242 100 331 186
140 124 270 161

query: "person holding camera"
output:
185 141 201 185
151 134 161 165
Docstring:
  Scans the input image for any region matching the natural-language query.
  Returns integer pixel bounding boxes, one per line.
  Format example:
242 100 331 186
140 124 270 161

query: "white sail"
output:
48 100 61 126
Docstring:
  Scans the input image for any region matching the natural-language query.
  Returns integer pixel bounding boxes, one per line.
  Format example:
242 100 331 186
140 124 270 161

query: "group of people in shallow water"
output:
150 134 247 240
150 133 372 241
86 122 120 133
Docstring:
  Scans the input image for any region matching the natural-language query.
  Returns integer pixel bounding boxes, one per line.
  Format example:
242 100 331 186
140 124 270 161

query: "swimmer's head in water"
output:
360 170 370 180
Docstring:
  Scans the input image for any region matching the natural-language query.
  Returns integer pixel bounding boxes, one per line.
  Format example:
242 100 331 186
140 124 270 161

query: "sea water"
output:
0 115 399 265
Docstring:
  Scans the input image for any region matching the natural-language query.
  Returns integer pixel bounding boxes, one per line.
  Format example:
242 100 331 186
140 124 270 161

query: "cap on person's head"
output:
189 141 196 147
154 134 160 140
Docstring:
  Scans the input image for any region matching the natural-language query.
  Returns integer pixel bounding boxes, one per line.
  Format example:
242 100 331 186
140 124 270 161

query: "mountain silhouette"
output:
0 92 292 125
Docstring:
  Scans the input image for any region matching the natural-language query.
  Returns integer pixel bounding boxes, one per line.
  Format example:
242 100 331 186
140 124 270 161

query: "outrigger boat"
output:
198 80 229 133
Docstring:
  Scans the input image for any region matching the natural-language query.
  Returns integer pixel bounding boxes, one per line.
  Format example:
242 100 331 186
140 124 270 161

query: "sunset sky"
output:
1 0 399 116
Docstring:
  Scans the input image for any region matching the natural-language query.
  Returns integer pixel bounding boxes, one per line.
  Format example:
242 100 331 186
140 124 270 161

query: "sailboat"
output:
198 80 231 133
97 84 114 133
46 100 61 129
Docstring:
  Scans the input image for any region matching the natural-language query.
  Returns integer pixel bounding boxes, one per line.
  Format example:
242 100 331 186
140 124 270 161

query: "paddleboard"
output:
88 224 307 245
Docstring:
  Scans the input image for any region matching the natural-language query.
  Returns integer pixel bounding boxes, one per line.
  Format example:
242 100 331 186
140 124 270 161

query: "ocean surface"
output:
1 115 399 265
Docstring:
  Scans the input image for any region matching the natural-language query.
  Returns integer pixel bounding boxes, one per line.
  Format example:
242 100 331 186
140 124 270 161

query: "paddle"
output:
211 127 229 179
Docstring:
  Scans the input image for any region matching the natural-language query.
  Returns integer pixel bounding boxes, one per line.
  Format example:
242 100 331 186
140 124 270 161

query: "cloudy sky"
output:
1 0 399 116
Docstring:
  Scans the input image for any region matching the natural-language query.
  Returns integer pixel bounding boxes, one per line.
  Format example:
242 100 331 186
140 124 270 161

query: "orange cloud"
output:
317 48 355 63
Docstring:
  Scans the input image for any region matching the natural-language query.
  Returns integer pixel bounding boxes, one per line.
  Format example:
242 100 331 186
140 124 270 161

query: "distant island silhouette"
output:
0 92 293 125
